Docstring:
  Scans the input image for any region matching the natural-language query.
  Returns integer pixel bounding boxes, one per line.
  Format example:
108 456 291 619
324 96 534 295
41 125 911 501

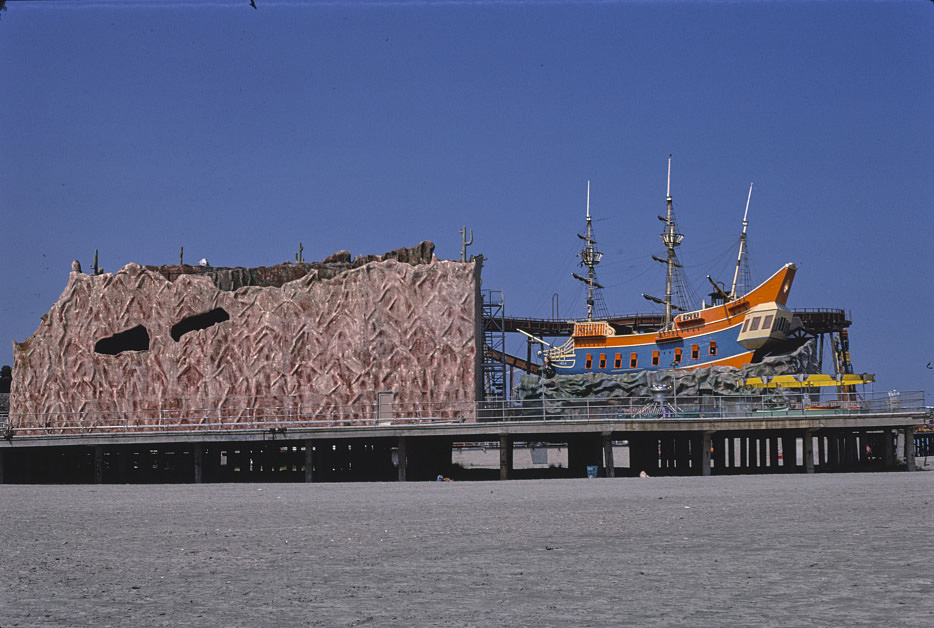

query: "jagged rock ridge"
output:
145 241 437 291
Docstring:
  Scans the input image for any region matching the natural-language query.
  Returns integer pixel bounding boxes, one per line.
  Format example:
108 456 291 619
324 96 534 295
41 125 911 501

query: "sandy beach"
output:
2 472 932 627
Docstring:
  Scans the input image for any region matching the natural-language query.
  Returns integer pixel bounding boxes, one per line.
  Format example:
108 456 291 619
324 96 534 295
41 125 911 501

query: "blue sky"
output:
1 0 932 397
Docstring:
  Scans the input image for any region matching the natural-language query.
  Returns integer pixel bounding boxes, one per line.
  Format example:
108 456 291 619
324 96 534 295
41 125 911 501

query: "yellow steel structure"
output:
742 373 874 389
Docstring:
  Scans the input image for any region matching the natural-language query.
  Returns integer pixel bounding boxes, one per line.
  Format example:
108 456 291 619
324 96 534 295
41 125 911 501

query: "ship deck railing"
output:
1 390 926 438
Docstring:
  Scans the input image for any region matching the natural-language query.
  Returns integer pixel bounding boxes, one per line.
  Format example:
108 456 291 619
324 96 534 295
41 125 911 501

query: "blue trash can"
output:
586 465 598 478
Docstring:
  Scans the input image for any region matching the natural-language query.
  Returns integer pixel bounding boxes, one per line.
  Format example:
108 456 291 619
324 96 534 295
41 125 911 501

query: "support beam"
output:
883 429 894 467
803 431 815 474
193 445 203 484
701 431 712 476
304 440 314 483
827 433 840 469
783 434 797 473
904 427 916 472
117 448 127 483
499 434 513 480
602 432 615 478
845 432 858 467
679 434 691 472
397 436 407 482
93 445 103 484
770 436 781 470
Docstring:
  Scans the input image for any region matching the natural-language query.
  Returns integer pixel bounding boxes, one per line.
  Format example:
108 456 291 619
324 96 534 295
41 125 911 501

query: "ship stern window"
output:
749 317 761 331
674 347 682 364
630 353 638 368
614 353 622 369
585 353 593 370
762 315 774 330
599 353 607 369
691 344 699 360
709 341 717 356
652 350 660 366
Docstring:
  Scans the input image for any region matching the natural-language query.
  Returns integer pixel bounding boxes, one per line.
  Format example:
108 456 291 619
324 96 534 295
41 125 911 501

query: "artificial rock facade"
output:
516 338 820 402
11 242 480 433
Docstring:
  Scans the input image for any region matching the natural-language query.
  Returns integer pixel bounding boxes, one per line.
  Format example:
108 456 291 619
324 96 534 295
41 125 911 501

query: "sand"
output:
2 472 932 627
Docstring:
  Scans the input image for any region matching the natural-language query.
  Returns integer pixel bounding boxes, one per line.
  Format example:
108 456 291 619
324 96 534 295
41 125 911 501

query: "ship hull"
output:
547 263 797 375
567 321 755 374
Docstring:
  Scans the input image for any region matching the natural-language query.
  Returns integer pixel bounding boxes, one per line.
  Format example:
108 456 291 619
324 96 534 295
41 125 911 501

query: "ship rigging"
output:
572 181 607 321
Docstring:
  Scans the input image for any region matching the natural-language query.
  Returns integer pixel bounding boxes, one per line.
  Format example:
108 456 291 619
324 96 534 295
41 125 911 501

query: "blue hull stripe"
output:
561 322 749 374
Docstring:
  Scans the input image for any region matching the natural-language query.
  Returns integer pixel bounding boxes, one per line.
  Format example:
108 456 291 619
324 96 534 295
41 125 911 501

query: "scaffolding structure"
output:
481 289 507 400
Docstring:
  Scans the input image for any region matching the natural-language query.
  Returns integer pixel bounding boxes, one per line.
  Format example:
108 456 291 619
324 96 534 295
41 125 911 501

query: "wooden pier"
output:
0 404 926 484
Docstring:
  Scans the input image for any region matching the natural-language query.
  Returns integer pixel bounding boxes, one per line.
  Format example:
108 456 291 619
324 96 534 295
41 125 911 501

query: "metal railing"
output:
5 398 478 437
0 392 9 433
3 390 926 438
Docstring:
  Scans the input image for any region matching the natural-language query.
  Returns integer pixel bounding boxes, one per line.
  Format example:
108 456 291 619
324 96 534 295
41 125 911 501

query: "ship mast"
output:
572 181 604 321
643 155 684 329
729 183 753 299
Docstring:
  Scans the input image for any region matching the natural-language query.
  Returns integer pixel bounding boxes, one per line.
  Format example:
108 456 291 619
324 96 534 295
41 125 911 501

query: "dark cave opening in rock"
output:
171 308 230 342
94 325 150 355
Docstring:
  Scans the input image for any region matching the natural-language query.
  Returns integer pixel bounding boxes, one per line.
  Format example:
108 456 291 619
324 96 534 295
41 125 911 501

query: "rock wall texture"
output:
11 242 479 433
516 338 819 402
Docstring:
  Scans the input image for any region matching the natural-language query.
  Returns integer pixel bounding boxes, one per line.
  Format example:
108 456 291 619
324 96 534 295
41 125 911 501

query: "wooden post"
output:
304 440 314 483
397 436 407 482
883 429 895 467
193 445 203 484
499 433 512 480
828 433 840 469
804 431 815 474
602 432 615 478
701 431 712 476
845 432 858 468
784 434 797 472
93 446 103 484
904 427 916 471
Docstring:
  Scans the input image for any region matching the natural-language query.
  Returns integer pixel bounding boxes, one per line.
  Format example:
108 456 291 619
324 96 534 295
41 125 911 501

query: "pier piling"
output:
0 405 925 483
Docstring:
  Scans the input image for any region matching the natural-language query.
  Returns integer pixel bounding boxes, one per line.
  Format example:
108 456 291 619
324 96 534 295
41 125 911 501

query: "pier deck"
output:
0 391 926 483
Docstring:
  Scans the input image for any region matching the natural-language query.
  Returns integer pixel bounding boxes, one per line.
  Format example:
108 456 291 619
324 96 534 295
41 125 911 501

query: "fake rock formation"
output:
12 242 479 433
